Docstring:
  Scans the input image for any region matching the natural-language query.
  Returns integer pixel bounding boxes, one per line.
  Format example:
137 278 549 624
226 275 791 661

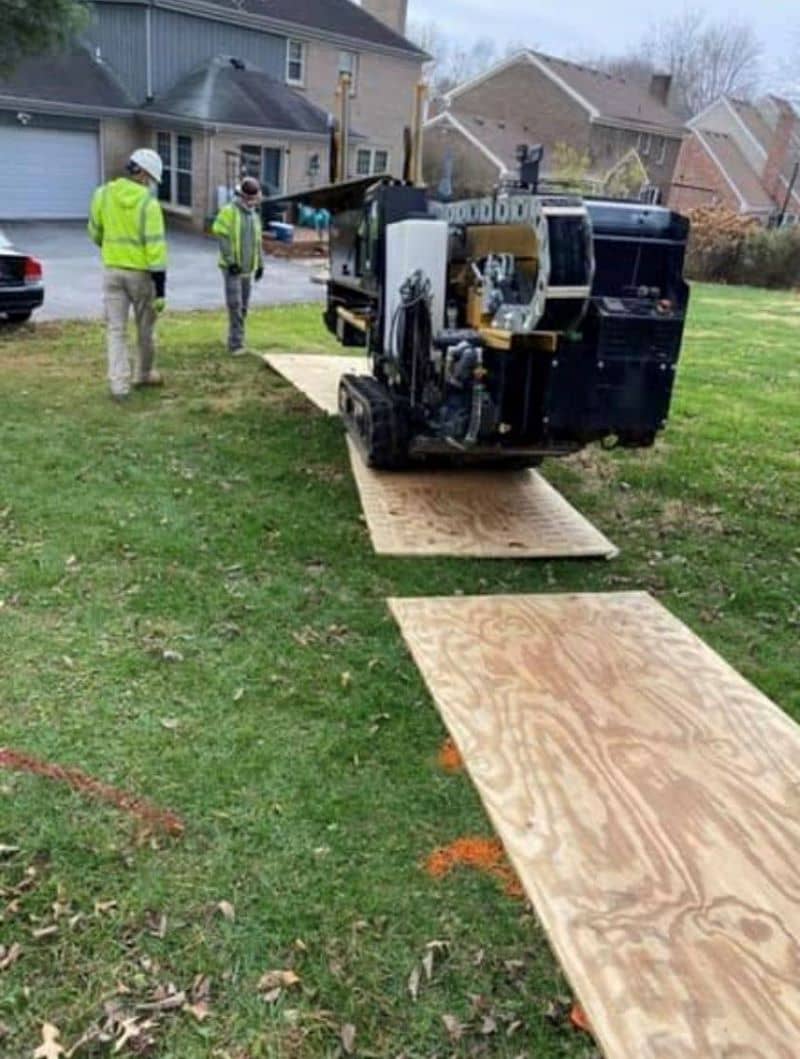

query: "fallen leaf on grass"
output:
407 965 420 1001
0 845 20 858
159 718 179 731
0 942 22 970
340 1023 356 1054
258 968 302 1005
340 671 352 689
137 988 186 1012
442 1014 463 1042
183 1001 210 1022
216 900 235 921
32 925 58 940
93 900 118 917
33 1023 64 1059
161 649 184 663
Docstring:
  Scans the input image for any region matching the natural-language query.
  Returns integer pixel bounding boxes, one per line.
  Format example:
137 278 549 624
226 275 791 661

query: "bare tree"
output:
407 20 500 96
642 10 762 115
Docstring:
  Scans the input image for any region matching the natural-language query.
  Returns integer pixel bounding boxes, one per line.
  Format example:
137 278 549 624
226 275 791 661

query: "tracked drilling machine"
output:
278 143 690 469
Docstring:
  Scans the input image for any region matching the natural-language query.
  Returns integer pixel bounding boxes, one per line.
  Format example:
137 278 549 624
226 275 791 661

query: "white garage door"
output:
0 126 100 220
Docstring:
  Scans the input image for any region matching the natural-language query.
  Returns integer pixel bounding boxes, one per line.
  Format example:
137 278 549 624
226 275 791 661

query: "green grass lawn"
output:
0 285 798 1058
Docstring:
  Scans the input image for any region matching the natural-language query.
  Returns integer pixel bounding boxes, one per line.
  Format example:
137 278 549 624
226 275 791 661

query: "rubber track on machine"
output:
340 374 406 469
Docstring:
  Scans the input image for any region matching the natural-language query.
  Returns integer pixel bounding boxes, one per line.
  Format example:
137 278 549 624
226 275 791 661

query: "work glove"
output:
154 298 166 314
152 271 167 300
255 266 264 282
228 264 242 277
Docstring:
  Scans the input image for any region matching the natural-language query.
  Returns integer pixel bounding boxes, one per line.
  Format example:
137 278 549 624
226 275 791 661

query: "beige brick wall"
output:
100 117 142 182
295 41 422 178
454 62 590 154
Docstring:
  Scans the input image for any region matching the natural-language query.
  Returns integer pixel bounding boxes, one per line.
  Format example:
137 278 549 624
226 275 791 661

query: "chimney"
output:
649 73 672 107
360 0 408 36
763 98 800 207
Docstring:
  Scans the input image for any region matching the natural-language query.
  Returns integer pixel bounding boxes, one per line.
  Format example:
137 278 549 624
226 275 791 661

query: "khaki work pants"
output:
103 268 157 396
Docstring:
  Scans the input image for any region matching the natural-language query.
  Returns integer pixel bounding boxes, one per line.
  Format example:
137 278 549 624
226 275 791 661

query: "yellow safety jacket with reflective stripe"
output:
212 201 263 274
87 178 167 271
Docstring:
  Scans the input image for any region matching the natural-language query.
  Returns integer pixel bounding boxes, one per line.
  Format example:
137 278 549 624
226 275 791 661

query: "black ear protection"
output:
126 161 143 177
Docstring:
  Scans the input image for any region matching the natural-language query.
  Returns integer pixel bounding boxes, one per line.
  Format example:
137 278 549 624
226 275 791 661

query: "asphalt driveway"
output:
2 221 324 321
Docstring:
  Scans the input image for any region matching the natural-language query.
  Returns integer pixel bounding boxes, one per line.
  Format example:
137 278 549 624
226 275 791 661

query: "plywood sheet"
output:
263 354 368 415
349 440 617 558
390 591 800 1059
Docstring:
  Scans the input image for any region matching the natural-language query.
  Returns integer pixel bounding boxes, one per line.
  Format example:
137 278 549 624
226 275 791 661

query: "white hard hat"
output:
129 148 164 184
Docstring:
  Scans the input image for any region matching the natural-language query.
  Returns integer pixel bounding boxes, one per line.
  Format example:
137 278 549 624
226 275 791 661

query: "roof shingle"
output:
531 52 684 133
0 47 133 110
143 55 333 134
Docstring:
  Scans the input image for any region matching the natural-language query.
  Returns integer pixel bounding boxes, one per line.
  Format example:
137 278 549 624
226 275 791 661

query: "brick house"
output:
0 0 424 226
423 51 685 201
669 96 800 223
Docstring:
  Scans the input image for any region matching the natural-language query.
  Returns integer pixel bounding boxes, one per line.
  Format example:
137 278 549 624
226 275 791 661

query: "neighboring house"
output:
669 95 800 223
423 51 685 201
0 0 424 226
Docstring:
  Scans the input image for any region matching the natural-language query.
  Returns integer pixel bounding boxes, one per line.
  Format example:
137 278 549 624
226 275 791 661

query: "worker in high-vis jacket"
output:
212 177 264 355
88 148 167 400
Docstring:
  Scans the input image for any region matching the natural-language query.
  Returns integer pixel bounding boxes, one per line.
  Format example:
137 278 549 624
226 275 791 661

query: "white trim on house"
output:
442 50 599 120
138 110 330 140
424 111 509 175
722 98 768 160
0 94 134 118
689 97 769 161
694 129 749 212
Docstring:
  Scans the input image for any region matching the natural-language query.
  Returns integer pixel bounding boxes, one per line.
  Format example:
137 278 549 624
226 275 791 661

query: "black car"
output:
0 231 44 323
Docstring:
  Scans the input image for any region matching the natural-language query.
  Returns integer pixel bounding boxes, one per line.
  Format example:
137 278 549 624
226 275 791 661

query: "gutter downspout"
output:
145 1 154 101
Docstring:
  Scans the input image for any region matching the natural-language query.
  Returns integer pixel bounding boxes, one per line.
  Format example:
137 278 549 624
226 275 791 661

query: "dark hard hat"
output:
240 177 261 197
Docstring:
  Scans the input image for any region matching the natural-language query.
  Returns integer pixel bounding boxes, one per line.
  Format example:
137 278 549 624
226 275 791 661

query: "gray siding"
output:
85 3 148 102
151 10 285 97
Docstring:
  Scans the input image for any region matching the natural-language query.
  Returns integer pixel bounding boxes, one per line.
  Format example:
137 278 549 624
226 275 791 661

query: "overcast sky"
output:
407 0 793 70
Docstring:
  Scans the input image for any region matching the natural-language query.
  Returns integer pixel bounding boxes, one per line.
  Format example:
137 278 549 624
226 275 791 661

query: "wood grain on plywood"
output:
390 592 800 1059
263 354 368 415
349 440 617 558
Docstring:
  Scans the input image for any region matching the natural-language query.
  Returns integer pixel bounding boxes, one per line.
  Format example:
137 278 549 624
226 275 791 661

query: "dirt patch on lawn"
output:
657 498 725 535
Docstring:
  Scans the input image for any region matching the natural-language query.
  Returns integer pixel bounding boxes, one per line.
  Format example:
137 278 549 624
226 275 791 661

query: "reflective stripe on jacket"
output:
212 201 264 274
88 178 167 271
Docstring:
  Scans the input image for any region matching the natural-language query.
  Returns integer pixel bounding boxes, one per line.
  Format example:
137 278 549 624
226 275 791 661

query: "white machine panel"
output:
384 219 449 358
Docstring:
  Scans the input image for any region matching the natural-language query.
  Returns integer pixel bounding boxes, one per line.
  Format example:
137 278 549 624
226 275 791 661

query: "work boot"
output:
134 370 164 388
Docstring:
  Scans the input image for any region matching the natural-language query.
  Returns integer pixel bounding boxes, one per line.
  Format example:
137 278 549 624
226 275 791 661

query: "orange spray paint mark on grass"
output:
425 836 524 898
436 737 464 773
0 747 185 837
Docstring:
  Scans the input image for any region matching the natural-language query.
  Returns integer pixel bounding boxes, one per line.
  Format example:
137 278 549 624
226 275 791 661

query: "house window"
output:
356 148 390 176
356 149 372 176
156 131 192 208
338 51 358 94
286 40 305 85
240 144 284 197
656 138 667 165
638 132 652 157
